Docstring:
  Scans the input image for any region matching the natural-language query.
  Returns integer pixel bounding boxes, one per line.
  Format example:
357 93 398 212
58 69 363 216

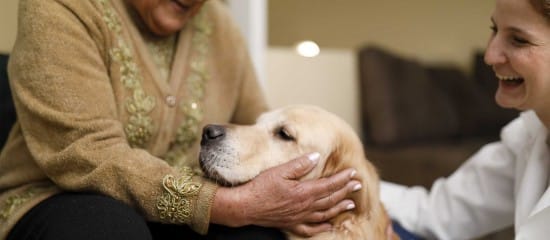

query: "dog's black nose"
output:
201 124 226 145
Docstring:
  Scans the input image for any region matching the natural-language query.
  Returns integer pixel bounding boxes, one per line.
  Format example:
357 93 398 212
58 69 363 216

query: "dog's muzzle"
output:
199 124 236 186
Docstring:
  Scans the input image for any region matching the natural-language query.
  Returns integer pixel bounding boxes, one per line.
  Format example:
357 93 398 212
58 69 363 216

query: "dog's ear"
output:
320 135 376 215
321 135 395 239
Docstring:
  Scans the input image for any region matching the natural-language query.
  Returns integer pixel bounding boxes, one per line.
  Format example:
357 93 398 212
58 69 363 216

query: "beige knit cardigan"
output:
0 0 268 237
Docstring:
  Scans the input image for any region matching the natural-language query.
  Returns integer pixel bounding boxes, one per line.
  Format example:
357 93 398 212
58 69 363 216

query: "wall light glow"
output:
295 40 320 58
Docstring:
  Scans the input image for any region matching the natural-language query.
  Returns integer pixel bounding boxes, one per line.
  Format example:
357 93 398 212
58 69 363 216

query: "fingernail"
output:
350 169 357 178
353 184 362 192
307 152 320 164
346 203 355 210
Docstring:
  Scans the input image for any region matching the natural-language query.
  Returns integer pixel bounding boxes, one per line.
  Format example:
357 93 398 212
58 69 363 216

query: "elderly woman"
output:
382 0 550 239
0 0 361 239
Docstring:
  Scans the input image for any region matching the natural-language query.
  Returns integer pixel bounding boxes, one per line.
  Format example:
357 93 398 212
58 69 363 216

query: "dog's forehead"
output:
257 106 324 126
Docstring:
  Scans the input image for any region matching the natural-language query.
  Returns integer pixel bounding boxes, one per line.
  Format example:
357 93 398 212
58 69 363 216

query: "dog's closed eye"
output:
275 126 295 141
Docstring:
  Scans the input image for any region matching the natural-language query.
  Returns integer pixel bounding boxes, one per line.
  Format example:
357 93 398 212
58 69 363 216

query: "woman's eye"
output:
512 36 530 46
276 127 295 141
490 25 497 34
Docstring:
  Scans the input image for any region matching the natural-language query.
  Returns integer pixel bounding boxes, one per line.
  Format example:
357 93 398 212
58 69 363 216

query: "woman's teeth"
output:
497 74 524 87
497 75 522 81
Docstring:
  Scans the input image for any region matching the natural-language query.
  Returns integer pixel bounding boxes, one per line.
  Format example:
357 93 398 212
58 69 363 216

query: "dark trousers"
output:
7 192 286 240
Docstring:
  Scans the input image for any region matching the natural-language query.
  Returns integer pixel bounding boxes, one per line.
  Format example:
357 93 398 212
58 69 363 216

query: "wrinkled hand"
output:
212 152 362 237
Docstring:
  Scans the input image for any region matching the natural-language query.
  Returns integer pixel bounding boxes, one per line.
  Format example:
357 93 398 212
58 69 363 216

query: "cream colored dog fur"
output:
199 105 398 240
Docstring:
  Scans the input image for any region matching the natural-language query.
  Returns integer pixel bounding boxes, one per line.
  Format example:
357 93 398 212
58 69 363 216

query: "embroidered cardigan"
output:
0 0 268 237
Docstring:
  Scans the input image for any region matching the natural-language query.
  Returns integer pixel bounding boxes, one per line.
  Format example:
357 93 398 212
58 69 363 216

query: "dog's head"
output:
200 105 353 180
199 105 396 239
200 104 377 209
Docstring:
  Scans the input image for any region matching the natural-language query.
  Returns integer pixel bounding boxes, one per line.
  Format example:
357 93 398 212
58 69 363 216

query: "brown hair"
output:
530 0 550 19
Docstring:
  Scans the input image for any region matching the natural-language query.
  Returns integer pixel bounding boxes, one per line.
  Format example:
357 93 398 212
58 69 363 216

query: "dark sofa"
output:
0 54 14 149
357 46 517 239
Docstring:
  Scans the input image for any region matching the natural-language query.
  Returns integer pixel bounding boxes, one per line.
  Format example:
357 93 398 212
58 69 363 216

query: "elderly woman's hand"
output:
211 152 361 237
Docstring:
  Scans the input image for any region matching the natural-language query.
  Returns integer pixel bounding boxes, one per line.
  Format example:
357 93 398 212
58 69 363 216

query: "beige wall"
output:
265 47 360 132
269 0 496 70
0 0 18 53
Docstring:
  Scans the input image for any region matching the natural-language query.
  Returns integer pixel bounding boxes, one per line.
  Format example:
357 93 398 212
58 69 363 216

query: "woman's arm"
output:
381 142 516 239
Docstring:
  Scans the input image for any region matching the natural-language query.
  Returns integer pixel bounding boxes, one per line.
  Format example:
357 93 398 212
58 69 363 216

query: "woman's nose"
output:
484 36 507 66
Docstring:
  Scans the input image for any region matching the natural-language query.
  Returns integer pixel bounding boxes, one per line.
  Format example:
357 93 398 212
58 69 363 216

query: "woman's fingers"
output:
303 199 356 223
302 168 358 201
277 152 321 180
310 180 362 210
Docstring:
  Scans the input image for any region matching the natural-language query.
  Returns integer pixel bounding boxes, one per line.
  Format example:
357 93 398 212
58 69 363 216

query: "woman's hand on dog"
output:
211 152 362 237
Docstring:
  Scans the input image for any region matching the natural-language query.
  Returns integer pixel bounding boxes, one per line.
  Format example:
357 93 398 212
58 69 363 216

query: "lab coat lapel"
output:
528 134 550 218
515 135 550 227
515 133 550 228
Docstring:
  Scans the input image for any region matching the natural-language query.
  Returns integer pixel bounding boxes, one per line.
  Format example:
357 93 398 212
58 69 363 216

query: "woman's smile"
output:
497 74 524 88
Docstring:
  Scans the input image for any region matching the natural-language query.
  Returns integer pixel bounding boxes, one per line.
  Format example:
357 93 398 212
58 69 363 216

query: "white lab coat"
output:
381 110 550 240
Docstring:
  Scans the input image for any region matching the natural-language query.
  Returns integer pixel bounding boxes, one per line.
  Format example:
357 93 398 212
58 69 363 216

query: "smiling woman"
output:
381 0 550 239
485 0 550 113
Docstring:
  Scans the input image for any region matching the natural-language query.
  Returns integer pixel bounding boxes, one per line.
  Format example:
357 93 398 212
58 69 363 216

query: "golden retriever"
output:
199 105 398 240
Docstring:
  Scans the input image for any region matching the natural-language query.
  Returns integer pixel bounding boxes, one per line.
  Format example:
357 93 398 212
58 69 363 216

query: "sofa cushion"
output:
428 67 492 138
358 46 519 147
358 46 460 146
0 54 15 148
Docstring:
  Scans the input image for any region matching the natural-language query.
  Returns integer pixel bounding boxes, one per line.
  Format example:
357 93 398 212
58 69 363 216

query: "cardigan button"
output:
166 95 176 107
